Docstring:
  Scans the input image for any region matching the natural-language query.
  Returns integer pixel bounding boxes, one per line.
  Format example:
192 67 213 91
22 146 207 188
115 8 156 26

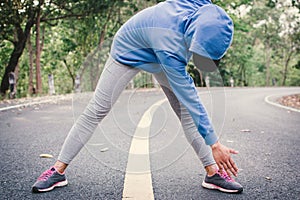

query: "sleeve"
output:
155 50 218 145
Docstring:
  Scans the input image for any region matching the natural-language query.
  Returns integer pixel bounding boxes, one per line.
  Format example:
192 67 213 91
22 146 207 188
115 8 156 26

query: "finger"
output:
217 162 223 172
229 157 239 175
229 148 239 154
222 162 232 177
227 160 237 177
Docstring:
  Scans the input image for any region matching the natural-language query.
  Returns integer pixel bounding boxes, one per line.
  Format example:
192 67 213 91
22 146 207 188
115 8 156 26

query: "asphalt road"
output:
0 87 299 200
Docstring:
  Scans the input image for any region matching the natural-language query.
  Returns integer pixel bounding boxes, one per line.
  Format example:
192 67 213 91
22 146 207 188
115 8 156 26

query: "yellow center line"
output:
122 99 167 200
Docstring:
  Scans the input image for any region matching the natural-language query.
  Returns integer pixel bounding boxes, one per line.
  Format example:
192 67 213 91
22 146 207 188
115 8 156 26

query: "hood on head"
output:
186 4 234 60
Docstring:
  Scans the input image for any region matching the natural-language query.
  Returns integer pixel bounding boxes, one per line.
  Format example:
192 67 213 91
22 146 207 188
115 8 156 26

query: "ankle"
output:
205 164 218 176
54 161 68 174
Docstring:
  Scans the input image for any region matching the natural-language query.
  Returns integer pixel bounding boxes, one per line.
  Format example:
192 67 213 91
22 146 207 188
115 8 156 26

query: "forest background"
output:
0 0 299 99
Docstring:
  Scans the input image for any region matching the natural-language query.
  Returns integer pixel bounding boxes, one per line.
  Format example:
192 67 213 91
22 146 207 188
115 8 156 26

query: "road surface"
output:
0 87 299 199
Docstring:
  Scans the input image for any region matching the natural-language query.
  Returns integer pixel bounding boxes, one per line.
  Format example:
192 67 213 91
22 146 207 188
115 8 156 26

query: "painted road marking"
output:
0 100 54 112
0 94 73 112
265 94 300 113
122 99 167 200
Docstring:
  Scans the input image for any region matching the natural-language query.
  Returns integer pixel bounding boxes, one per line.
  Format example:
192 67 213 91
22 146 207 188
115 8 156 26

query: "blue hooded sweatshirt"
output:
110 0 234 145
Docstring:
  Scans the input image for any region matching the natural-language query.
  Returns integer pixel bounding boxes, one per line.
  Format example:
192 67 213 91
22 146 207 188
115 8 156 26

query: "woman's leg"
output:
153 72 217 173
56 56 140 171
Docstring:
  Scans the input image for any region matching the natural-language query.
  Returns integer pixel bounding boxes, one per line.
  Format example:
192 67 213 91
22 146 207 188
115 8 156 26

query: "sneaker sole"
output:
32 180 68 193
202 181 243 194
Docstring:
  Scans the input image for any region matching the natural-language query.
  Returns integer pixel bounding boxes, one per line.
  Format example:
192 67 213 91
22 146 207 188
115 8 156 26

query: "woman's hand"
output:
211 141 239 177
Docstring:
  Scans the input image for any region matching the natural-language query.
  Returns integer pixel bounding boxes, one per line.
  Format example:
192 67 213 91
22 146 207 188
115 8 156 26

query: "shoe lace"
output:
38 168 55 181
218 170 234 182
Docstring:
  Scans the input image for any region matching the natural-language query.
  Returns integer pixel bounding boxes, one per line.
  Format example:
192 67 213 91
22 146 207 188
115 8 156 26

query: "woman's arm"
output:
155 50 239 176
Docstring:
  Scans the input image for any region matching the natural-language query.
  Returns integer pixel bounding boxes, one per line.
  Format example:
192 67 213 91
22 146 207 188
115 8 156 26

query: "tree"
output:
249 0 300 86
35 0 44 94
2 0 298 99
276 1 300 86
0 0 37 96
1 0 158 96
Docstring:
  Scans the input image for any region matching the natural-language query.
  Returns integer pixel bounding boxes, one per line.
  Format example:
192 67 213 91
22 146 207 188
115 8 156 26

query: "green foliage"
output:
1 0 300 99
134 72 154 88
0 0 35 42
0 40 13 76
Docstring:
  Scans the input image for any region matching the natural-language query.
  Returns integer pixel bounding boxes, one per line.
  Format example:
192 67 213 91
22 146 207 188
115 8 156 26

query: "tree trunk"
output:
282 49 293 86
63 59 75 88
14 62 20 95
35 9 43 94
27 30 34 95
0 18 35 96
265 41 271 87
199 70 204 87
237 65 247 86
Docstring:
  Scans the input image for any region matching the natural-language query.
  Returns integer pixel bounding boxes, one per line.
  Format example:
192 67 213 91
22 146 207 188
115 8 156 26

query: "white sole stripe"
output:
202 181 239 193
37 180 68 192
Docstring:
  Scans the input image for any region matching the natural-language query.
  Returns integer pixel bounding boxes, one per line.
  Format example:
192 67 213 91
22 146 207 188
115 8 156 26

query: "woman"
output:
32 0 243 194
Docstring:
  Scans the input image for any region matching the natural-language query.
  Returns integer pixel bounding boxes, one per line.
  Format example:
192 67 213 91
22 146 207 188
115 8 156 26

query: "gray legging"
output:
58 56 215 167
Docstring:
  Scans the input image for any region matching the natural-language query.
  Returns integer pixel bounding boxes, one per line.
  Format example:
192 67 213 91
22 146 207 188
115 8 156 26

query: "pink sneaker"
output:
202 170 243 193
32 167 68 193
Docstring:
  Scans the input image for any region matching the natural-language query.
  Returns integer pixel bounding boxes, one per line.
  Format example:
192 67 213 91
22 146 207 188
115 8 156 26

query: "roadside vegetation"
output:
0 0 299 99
